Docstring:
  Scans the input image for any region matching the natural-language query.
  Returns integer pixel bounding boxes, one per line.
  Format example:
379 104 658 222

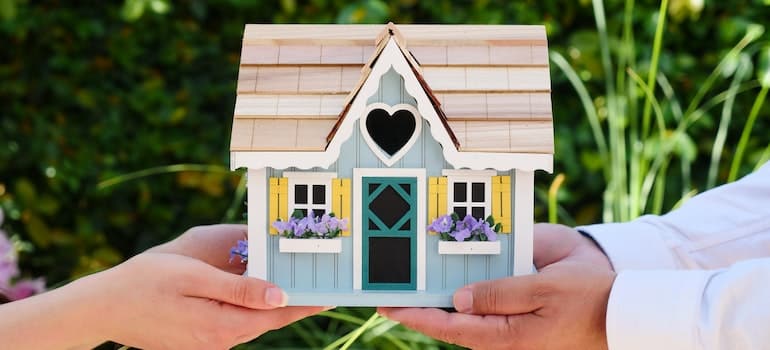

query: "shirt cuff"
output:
578 220 679 271
606 270 712 350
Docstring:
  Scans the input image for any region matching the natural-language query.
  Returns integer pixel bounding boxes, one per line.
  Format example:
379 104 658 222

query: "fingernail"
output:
265 287 288 307
454 288 473 313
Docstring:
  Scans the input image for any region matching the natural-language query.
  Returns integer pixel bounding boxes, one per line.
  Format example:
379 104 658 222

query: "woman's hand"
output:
0 224 326 350
92 252 325 349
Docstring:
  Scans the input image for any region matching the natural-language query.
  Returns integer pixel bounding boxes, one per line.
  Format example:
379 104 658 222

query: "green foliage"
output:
1 0 770 348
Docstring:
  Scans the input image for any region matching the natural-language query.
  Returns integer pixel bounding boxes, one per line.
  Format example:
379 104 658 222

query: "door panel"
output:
362 177 417 290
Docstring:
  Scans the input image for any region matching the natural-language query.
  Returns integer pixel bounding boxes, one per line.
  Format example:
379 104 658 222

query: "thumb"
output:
181 259 289 310
453 274 545 315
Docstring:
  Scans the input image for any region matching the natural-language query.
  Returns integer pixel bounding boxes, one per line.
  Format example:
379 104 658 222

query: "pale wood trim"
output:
513 170 534 275
278 238 342 254
243 24 548 46
247 168 268 279
438 241 501 255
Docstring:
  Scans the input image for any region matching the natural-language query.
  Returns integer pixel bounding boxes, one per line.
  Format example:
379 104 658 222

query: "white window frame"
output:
442 169 495 220
285 172 336 218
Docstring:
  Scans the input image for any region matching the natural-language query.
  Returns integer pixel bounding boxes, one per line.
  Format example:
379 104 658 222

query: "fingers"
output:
454 275 546 315
379 307 537 349
181 259 288 310
237 306 328 341
149 224 248 272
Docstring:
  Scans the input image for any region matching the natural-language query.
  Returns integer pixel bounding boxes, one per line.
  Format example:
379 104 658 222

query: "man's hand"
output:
379 224 616 350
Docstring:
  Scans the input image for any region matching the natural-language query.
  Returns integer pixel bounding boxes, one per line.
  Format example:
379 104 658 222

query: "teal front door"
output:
362 176 417 290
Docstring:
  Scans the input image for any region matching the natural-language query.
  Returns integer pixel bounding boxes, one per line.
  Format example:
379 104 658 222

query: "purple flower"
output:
229 240 248 263
4 278 45 301
481 221 498 242
450 228 471 242
1 223 19 286
0 208 46 300
427 215 453 234
272 220 293 235
457 215 481 232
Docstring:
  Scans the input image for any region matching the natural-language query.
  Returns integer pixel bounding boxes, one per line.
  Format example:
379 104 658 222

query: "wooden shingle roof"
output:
231 24 553 154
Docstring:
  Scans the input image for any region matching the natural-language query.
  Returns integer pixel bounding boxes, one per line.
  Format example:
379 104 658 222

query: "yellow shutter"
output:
491 175 512 233
428 176 448 234
332 178 352 236
268 177 288 235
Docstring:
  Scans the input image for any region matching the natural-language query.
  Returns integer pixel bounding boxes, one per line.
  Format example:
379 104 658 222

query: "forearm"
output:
0 273 108 349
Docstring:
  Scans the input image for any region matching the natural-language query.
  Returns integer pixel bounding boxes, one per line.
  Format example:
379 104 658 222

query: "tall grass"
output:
550 0 769 222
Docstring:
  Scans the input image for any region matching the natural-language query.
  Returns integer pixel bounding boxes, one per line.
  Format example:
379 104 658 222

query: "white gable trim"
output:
231 38 553 173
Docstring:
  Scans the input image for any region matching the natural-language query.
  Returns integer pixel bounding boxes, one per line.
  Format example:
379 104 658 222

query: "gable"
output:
230 24 554 172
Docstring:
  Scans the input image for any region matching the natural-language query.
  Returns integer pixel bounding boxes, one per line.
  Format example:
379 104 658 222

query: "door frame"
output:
353 168 426 291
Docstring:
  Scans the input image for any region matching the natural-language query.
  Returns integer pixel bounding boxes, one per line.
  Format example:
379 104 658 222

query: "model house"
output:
229 23 553 306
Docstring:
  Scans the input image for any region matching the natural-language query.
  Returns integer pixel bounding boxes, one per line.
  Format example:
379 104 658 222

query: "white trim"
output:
353 168 426 291
279 238 342 254
513 170 534 275
285 172 335 218
443 170 493 220
247 168 267 280
229 37 553 173
359 103 422 167
232 151 553 173
441 169 497 177
438 241 501 255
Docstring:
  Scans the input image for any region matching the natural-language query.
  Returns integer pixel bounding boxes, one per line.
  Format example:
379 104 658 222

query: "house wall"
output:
264 68 519 294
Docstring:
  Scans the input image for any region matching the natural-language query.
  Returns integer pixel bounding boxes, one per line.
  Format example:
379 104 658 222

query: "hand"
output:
148 224 250 274
90 252 326 349
379 224 616 350
0 225 326 350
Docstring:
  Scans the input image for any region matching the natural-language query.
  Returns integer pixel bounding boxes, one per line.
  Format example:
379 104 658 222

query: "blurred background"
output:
1 0 769 348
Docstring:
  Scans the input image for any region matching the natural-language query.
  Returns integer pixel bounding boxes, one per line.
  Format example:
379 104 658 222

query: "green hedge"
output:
1 0 769 348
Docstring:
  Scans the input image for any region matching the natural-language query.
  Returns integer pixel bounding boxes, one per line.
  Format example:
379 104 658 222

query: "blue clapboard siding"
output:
265 68 517 295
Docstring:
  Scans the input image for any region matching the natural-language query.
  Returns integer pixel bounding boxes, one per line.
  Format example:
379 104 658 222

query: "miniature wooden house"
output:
230 23 553 306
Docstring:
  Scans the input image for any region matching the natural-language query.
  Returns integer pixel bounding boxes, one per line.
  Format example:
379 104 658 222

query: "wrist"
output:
576 229 615 271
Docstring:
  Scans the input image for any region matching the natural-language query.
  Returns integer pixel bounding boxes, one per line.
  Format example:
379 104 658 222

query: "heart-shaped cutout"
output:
360 103 421 167
366 109 416 156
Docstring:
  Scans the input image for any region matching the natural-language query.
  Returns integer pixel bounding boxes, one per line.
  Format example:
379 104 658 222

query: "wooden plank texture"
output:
299 67 343 93
256 67 300 93
237 67 258 92
230 119 255 149
321 45 365 64
423 67 551 92
243 24 547 46
279 45 321 64
508 120 553 154
241 45 279 64
295 120 336 150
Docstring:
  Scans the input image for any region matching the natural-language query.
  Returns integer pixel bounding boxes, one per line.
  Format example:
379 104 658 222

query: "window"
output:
285 172 336 218
443 170 494 220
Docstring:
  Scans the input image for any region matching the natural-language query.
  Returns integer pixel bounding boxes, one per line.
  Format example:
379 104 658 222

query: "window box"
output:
437 241 501 255
279 237 342 254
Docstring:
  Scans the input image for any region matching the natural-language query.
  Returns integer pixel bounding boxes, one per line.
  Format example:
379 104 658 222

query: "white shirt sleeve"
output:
578 161 770 350
578 161 770 271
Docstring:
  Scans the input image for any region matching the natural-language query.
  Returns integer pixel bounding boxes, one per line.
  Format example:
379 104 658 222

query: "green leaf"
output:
485 215 495 226
149 0 170 14
121 0 146 21
759 47 770 88
0 0 16 21
494 223 502 232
